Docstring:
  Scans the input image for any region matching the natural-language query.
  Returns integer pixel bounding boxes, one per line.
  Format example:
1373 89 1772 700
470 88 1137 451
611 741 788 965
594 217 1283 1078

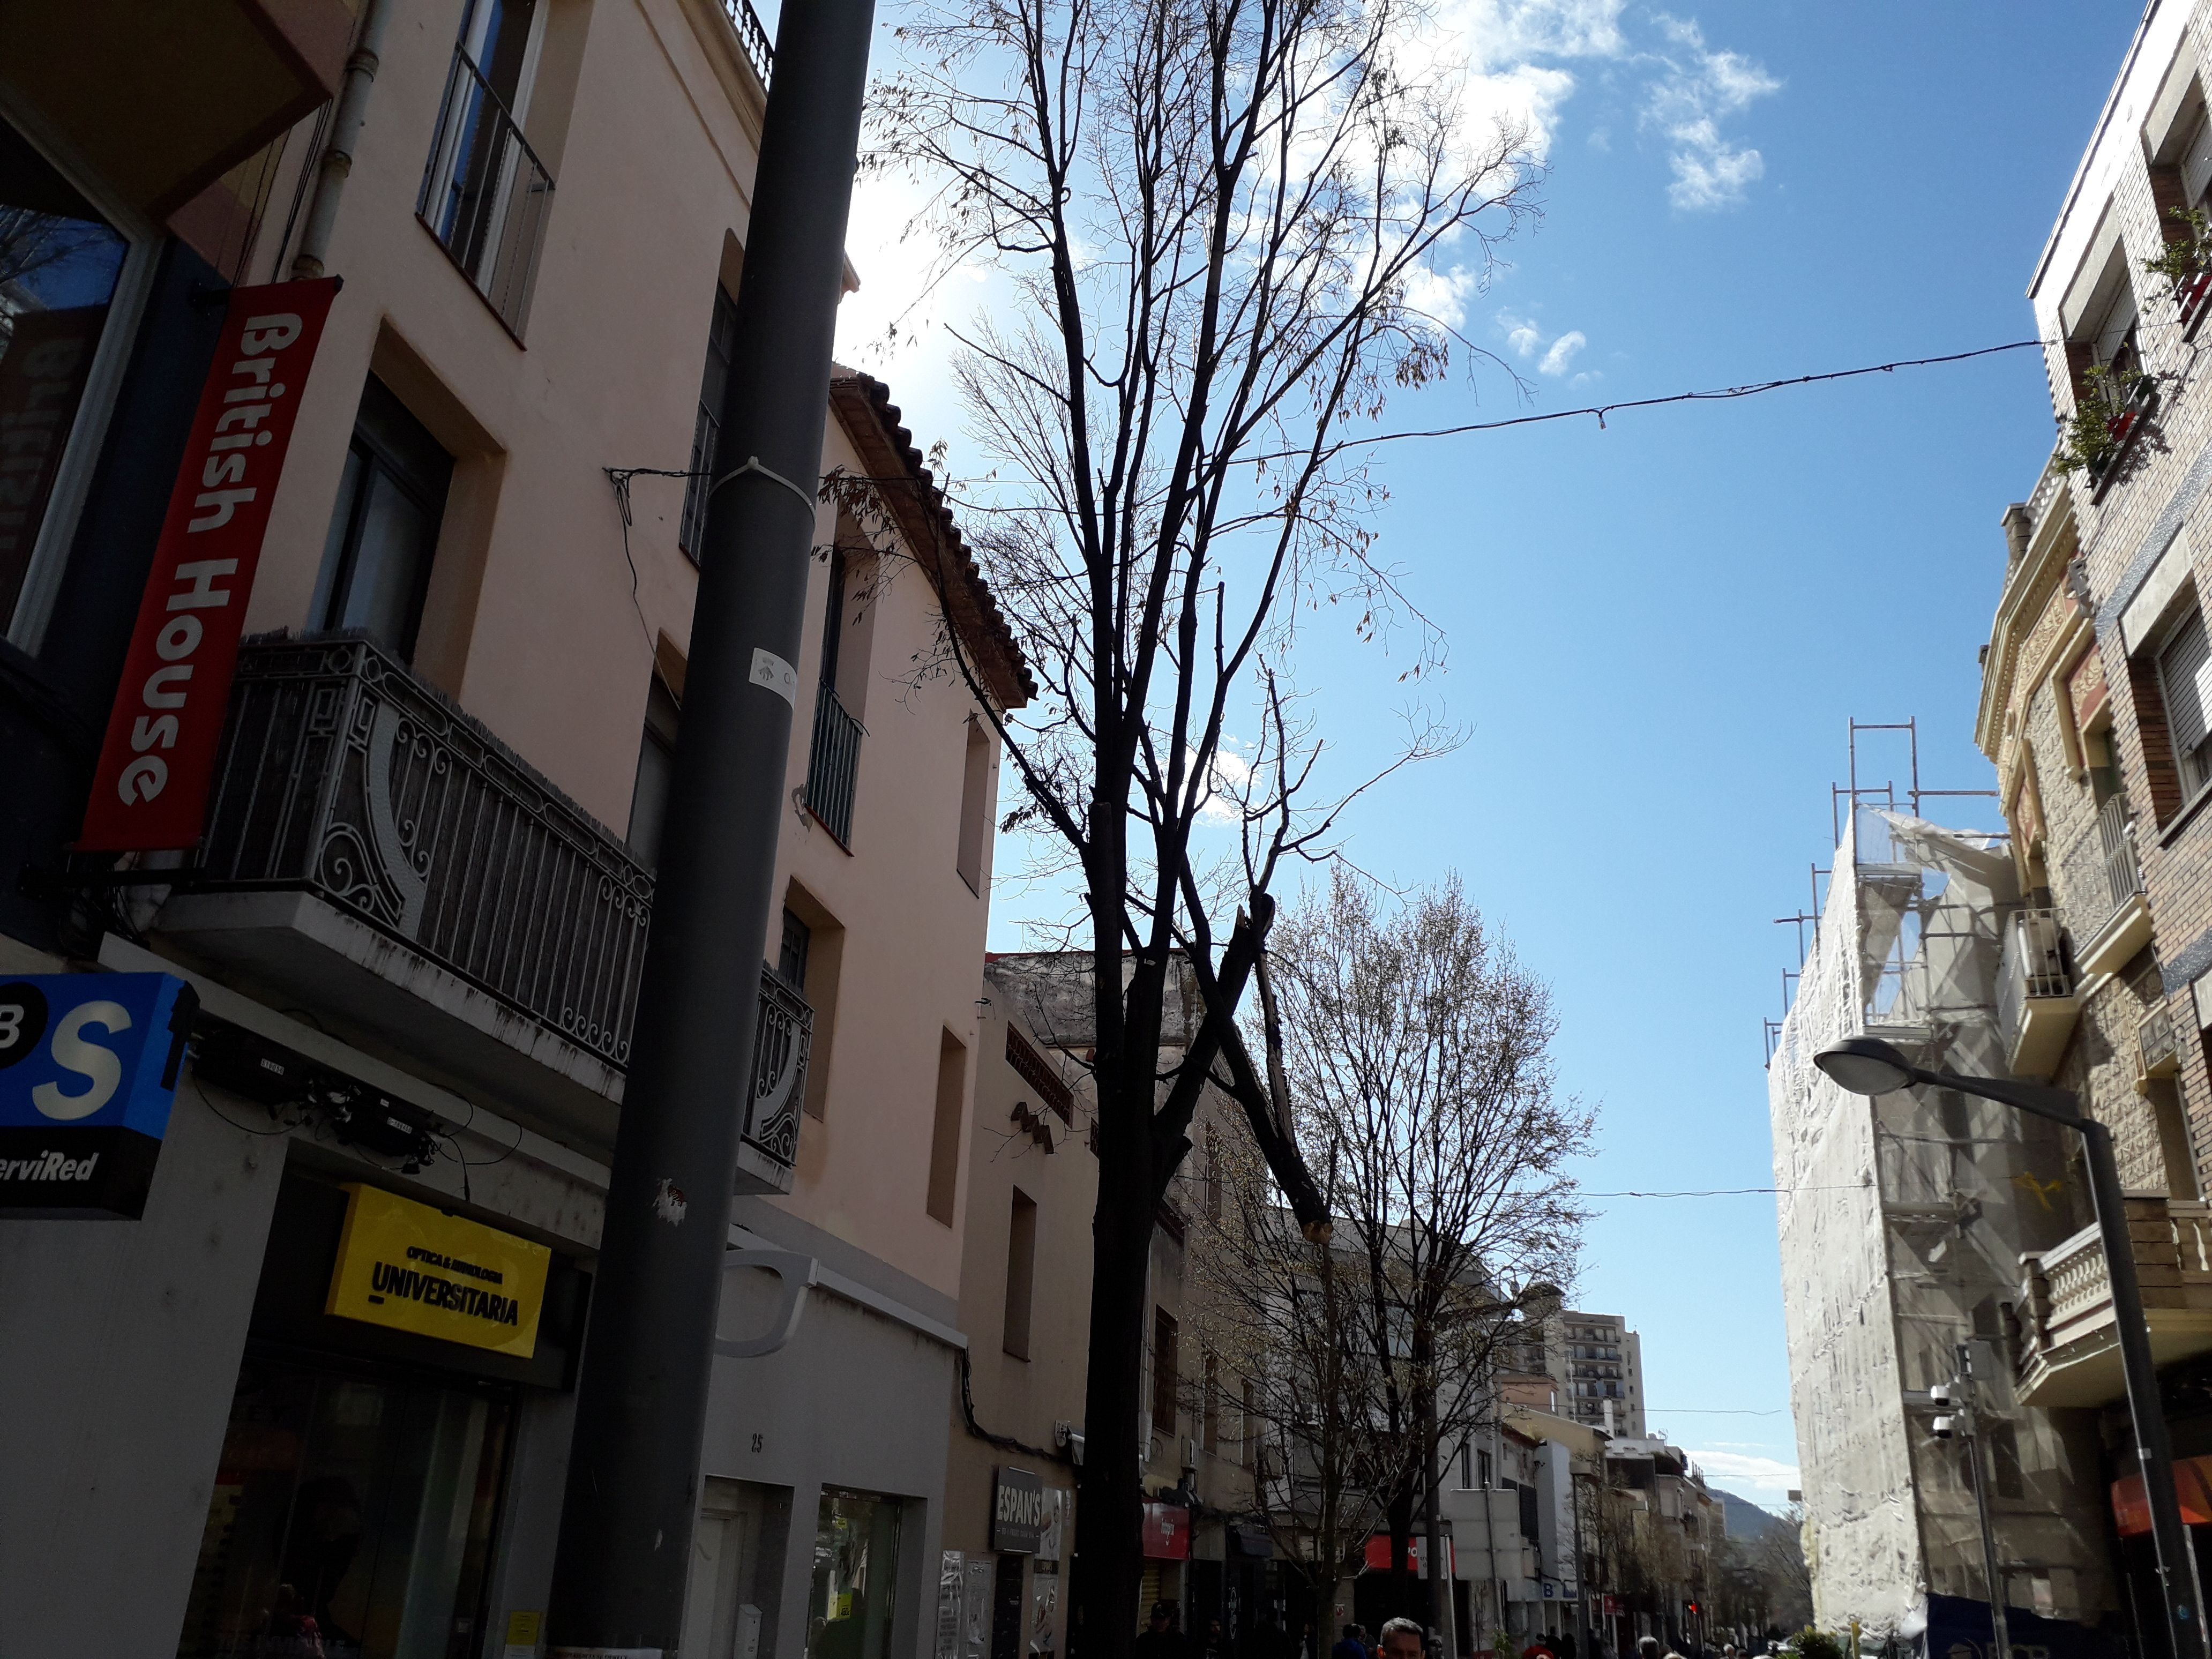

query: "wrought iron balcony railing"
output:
419 46 556 339
1997 906 2079 1078
805 683 864 846
720 0 775 84
193 636 805 1177
2098 794 2143 915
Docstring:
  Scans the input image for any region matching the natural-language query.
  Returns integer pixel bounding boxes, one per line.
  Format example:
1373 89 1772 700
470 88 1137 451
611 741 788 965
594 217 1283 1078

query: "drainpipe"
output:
292 0 392 279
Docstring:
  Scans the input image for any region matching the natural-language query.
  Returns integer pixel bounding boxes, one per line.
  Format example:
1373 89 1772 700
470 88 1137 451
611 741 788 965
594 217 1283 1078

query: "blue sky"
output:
831 0 2147 1504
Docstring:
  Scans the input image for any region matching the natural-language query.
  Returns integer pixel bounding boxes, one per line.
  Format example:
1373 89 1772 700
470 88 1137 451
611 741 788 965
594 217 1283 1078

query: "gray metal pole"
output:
1427 1409 1458 1659
1952 1346 2011 1659
544 0 877 1647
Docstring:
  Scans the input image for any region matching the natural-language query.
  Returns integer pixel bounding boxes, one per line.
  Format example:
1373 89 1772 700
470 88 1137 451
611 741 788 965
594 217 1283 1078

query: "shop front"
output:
176 1170 589 1659
935 1464 1070 1659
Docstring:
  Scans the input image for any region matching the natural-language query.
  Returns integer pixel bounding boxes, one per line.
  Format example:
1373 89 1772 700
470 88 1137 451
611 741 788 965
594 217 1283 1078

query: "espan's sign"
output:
993 1465 1048 1553
326 1183 553 1358
0 973 196 1218
78 277 340 852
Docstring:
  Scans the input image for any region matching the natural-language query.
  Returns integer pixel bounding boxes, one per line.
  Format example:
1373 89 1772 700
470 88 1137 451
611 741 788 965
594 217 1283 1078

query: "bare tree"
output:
1186 873 1589 1627
867 0 1542 1641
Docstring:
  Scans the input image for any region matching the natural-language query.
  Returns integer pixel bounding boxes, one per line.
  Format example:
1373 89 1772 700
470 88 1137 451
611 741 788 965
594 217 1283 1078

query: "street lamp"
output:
1813 1036 2206 1659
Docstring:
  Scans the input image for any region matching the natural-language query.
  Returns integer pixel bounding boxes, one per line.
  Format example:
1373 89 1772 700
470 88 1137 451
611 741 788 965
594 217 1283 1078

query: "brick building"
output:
1978 0 2212 1638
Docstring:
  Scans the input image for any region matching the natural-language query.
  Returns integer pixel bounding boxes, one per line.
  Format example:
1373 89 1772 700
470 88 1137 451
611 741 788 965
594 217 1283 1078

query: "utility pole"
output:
544 0 877 1649
1936 1345 2009 1659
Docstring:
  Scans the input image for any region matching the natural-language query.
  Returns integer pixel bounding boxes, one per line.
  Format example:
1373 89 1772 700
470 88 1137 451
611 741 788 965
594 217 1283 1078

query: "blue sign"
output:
0 973 196 1217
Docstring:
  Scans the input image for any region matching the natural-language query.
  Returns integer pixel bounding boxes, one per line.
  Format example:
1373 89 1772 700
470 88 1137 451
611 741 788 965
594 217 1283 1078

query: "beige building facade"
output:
0 6 1032 1658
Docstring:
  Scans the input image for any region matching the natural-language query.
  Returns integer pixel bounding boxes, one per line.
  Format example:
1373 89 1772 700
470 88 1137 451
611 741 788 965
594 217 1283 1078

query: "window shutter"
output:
2187 110 2212 210
2159 611 2212 790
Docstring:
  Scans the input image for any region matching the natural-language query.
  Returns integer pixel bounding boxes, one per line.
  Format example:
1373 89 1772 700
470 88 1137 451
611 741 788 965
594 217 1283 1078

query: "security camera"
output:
1931 1415 1957 1441
1929 1384 1957 1409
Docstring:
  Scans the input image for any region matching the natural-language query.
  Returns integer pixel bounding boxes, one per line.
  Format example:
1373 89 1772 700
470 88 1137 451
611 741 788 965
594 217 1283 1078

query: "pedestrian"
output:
1335 1624 1369 1659
1139 1603 1190 1659
1379 1618 1429 1659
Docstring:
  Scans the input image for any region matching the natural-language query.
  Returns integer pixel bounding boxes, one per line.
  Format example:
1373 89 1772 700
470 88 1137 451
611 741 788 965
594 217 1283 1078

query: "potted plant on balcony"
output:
2056 360 2154 491
2144 205 2212 329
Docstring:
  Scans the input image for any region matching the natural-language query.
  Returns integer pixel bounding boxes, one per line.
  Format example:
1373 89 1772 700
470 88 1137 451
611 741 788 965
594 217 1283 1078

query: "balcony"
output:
0 2 348 230
419 47 556 340
720 0 776 85
2075 796 2153 979
2087 375 2158 502
2015 1197 2212 1406
1997 907 2081 1079
805 685 865 846
156 635 802 1191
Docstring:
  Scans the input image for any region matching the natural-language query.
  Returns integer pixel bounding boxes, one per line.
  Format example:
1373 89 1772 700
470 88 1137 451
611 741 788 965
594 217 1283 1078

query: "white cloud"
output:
1684 1448 1800 1500
1406 264 1481 330
1538 330 1586 376
1641 15 1781 211
1497 312 1594 382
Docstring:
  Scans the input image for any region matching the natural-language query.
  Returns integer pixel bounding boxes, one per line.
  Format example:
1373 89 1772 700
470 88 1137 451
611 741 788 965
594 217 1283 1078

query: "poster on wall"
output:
963 1557 993 1659
938 1551 967 1659
1028 1565 1060 1658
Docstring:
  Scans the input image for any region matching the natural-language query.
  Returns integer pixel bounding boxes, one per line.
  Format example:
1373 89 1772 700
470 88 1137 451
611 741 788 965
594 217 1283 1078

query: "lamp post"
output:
1813 1037 2206 1659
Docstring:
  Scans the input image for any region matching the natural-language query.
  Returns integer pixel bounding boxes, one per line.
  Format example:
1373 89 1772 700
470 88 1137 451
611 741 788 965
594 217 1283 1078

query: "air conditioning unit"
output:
1183 1438 1199 1471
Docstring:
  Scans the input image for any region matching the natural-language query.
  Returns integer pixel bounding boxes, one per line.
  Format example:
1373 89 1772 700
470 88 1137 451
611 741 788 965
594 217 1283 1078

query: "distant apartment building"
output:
1972 0 2212 1646
0 6 1033 1657
1549 1310 1646 1439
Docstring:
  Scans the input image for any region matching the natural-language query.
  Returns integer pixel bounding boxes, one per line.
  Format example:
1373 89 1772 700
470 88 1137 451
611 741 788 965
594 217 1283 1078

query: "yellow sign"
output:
325 1183 551 1357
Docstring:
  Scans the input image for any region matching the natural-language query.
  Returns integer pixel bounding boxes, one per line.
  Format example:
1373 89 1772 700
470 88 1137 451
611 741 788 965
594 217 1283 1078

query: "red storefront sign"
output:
1141 1502 1191 1560
1361 1535 1456 1576
2111 1454 2212 1536
79 277 339 851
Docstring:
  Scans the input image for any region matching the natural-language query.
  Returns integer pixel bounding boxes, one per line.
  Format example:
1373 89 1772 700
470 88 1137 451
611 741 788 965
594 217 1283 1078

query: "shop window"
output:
315 375 454 663
807 1488 905 1659
927 1030 966 1224
1 112 141 647
1004 1188 1037 1359
178 1357 514 1658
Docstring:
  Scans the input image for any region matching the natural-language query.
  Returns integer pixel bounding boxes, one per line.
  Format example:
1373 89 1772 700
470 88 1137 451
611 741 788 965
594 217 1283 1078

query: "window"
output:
1 113 138 645
2157 609 2212 799
681 285 740 558
1204 1124 1222 1223
1457 1441 1474 1489
956 717 991 893
626 671 682 866
805 546 867 845
1004 1189 1037 1359
1202 1352 1220 1453
926 1030 966 1224
779 908 812 989
2089 279 2141 379
316 376 453 661
1241 1380 1257 1467
807 1489 905 1659
1152 1308 1179 1432
419 0 554 336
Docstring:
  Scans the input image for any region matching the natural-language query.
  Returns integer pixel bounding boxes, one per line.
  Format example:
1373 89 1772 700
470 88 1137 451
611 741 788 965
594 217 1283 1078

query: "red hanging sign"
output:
78 277 339 852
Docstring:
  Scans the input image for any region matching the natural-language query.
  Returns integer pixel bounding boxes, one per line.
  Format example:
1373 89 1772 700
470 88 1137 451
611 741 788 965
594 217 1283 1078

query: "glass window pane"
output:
808 1489 905 1659
0 114 127 625
180 1360 513 1659
331 464 438 653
